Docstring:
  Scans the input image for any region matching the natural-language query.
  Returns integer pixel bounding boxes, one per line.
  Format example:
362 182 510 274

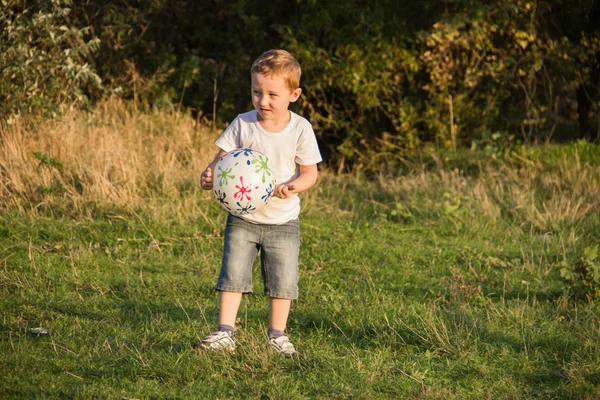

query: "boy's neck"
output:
257 110 292 133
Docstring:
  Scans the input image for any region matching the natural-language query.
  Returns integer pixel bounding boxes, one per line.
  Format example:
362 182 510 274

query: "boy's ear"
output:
290 87 302 102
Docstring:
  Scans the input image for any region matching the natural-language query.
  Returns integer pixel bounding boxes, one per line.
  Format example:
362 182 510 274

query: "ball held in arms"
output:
212 148 276 215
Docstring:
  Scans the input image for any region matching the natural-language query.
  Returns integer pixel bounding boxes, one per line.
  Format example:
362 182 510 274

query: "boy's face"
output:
251 73 301 124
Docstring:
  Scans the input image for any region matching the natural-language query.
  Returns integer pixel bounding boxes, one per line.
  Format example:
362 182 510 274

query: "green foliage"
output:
470 131 522 158
283 0 598 168
421 1 557 146
70 0 286 114
33 151 64 173
561 245 600 298
32 151 67 196
0 0 103 119
277 1 432 170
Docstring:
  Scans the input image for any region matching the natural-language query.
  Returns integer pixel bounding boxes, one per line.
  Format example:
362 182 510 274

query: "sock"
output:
268 328 285 339
217 324 235 336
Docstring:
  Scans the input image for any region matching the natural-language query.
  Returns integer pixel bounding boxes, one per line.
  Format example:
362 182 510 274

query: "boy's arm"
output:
200 149 227 190
274 163 318 199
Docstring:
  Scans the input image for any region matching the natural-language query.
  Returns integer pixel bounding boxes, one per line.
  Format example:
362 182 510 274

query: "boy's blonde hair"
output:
251 49 301 91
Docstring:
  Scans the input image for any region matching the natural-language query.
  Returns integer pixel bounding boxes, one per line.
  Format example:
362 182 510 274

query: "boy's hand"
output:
274 184 295 199
200 168 213 190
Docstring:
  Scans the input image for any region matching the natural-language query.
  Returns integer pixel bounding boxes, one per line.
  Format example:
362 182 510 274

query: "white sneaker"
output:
198 331 235 353
269 335 297 357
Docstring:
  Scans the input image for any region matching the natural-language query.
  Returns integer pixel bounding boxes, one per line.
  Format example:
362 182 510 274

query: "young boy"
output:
198 49 322 356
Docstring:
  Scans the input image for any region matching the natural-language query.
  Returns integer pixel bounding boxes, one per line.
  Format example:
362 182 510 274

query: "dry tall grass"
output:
1 98 218 216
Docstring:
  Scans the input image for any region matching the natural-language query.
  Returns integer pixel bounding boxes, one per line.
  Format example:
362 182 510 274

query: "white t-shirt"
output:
214 110 322 225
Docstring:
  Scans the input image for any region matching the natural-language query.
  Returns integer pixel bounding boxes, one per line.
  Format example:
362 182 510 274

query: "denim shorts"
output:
216 214 300 299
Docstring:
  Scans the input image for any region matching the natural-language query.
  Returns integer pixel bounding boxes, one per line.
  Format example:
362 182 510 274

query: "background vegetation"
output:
2 0 599 169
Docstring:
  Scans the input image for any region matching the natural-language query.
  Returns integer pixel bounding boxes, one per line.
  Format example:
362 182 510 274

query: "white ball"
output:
212 148 276 215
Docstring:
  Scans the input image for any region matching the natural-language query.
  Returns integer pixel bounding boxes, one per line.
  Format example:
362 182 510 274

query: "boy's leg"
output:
197 292 242 352
260 219 299 356
268 297 297 356
269 297 291 332
199 215 258 351
219 291 243 327
215 214 258 327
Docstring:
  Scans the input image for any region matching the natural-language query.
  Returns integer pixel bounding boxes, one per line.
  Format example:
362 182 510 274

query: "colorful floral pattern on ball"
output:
212 148 276 215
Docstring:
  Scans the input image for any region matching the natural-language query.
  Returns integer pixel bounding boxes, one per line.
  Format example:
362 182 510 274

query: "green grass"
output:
2 143 600 399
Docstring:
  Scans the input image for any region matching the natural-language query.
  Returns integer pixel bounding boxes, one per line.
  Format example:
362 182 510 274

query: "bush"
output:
561 245 600 299
0 0 103 119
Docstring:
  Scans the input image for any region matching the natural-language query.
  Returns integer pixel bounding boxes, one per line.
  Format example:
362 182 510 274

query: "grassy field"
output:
1 102 600 398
